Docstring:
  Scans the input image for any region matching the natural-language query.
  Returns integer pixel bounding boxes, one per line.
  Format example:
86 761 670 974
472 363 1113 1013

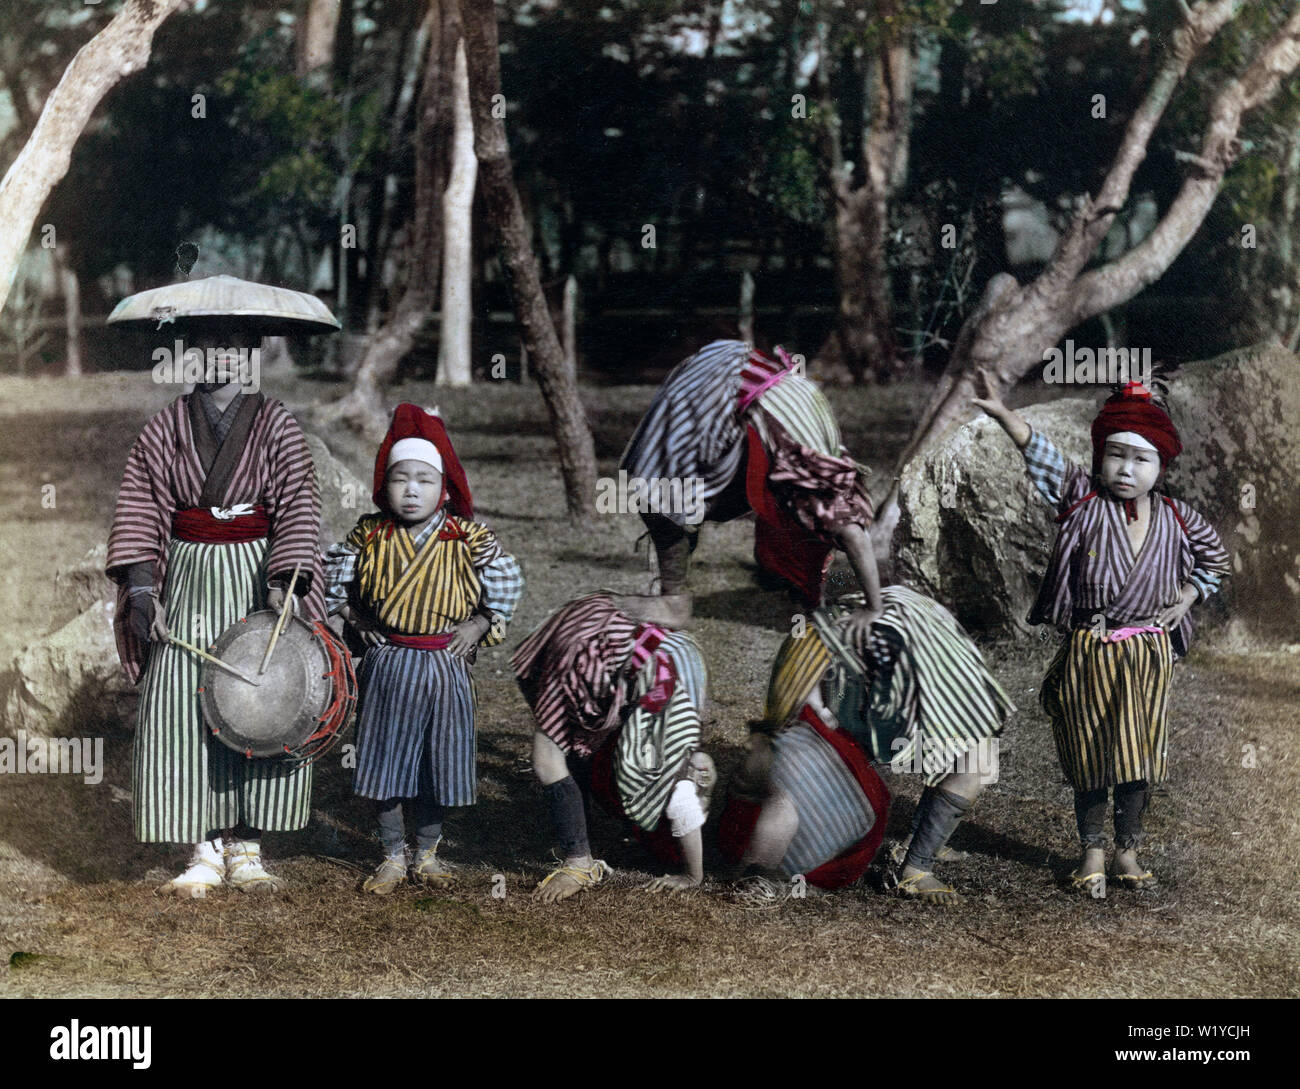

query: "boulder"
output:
51 544 112 630
893 342 1300 640
304 431 371 547
0 599 135 737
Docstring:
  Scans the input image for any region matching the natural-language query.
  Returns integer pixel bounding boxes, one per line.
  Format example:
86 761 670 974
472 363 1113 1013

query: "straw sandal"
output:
225 841 283 894
1111 870 1155 890
362 853 408 895
534 859 610 897
1069 870 1107 896
160 853 225 899
411 841 457 888
896 871 960 903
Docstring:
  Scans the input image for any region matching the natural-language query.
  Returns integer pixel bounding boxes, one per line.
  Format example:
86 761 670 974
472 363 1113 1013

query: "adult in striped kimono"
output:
106 331 325 896
619 340 882 636
323 404 523 893
719 586 1013 904
512 594 714 903
975 375 1229 893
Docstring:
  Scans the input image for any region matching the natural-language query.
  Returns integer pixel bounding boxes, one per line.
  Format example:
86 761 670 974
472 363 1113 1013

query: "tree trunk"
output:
436 37 476 388
812 5 911 382
53 244 82 376
316 0 449 437
874 1 1300 546
0 0 187 315
296 0 341 80
462 0 597 520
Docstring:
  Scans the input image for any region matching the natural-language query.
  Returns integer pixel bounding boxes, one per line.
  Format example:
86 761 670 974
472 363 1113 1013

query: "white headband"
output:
388 437 443 474
1105 431 1158 454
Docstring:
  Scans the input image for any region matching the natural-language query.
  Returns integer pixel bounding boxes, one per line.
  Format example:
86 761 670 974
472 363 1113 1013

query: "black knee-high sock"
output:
904 787 972 873
543 776 590 860
1113 780 1149 850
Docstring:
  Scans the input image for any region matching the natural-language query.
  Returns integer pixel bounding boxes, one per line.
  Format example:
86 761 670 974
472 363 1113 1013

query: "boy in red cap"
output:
974 373 1229 893
322 404 523 892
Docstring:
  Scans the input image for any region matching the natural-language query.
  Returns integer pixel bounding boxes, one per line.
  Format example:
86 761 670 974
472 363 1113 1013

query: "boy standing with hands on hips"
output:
973 372 1228 894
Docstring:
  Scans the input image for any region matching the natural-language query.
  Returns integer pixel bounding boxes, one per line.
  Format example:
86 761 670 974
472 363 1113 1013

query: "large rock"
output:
0 600 134 737
51 544 111 630
893 342 1300 639
304 431 370 547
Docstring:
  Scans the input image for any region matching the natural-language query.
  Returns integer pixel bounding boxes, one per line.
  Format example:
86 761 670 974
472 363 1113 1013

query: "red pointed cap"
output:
372 403 473 518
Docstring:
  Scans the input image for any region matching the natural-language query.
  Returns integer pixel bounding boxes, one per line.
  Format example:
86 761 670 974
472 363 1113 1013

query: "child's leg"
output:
741 788 798 874
643 512 692 595
375 798 406 856
1072 787 1108 891
410 747 455 885
533 731 605 903
1112 780 1154 886
899 770 983 903
362 798 409 894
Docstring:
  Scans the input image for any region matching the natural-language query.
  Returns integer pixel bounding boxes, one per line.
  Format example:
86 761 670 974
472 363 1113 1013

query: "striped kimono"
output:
323 511 523 804
106 394 324 843
1022 429 1230 789
619 340 873 603
512 595 706 832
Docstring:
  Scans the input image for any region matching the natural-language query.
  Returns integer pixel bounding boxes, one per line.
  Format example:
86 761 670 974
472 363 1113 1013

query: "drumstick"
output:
259 562 301 675
169 636 262 687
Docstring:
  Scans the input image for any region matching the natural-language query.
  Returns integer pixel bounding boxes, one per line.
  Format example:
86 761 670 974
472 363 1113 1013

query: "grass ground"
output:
0 371 1296 998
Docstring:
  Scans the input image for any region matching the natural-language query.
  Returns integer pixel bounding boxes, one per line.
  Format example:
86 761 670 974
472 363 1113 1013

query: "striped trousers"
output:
353 644 477 805
1040 628 1174 790
770 721 877 877
134 537 313 843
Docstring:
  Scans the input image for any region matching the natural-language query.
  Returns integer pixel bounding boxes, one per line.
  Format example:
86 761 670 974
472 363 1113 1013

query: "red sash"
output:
172 505 270 543
385 632 455 650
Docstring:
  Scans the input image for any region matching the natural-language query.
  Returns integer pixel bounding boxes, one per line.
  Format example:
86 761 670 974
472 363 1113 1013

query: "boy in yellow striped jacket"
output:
323 404 523 892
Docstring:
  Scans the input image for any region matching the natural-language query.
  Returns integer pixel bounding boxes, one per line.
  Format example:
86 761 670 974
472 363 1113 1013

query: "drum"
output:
198 610 357 764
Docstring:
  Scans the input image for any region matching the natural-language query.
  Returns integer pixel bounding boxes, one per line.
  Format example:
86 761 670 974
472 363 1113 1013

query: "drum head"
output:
200 611 331 758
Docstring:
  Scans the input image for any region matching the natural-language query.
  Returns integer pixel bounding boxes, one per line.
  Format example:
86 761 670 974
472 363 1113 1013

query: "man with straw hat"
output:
105 267 338 897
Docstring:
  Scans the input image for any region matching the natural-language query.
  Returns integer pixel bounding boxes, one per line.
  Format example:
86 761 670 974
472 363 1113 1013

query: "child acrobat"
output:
974 373 1229 893
718 587 1013 905
618 340 882 638
512 594 714 903
323 404 523 893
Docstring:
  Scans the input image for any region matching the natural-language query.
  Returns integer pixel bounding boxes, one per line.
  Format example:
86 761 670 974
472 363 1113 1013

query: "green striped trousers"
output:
133 537 313 843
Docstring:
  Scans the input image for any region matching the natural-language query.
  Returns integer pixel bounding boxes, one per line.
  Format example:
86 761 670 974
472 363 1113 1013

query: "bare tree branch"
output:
0 0 189 314
1073 5 1300 323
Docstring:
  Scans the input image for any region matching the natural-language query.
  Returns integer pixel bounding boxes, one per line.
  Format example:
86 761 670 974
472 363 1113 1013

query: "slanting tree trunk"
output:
0 0 187 315
436 38 476 388
296 0 341 79
316 0 450 437
462 0 597 519
875 0 1300 545
812 3 912 382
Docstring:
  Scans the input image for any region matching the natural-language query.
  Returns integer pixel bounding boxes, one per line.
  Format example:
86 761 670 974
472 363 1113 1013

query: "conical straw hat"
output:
107 275 340 334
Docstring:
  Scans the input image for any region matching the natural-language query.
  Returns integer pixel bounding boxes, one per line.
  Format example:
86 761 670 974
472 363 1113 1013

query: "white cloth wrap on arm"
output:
666 779 706 838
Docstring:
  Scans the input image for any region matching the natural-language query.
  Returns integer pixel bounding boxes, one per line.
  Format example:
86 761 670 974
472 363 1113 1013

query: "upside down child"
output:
719 586 1015 905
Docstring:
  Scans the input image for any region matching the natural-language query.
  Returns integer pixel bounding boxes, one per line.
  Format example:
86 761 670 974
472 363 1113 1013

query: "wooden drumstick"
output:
259 563 301 675
169 636 262 687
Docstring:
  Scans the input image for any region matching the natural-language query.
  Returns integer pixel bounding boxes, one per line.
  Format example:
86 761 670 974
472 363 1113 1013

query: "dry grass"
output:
0 372 1296 998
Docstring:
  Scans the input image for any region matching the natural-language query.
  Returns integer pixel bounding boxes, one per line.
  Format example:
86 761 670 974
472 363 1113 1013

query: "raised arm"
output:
972 368 1085 510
